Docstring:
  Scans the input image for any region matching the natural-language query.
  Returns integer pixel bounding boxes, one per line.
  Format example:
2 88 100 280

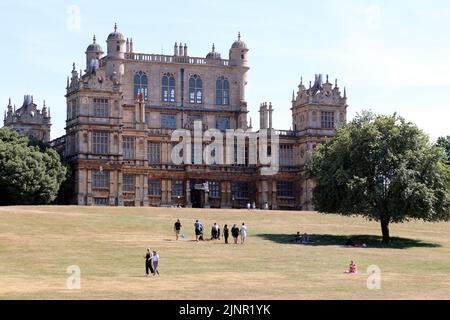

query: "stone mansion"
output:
7 24 348 209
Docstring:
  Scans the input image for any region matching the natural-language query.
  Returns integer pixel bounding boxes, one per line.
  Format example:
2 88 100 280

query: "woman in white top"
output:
152 251 160 276
240 223 247 244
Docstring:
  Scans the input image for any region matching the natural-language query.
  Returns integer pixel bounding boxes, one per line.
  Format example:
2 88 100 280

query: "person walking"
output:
211 223 219 240
143 248 154 277
194 220 202 242
152 251 160 276
174 219 182 241
223 224 229 244
231 224 240 244
240 222 247 244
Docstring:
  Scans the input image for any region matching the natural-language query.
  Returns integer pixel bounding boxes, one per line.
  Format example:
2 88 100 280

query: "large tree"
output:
0 128 67 205
436 136 450 163
308 111 450 243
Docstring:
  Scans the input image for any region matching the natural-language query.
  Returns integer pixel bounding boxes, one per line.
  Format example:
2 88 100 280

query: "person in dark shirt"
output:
174 219 182 241
143 248 154 277
231 224 240 244
223 224 229 244
211 223 219 240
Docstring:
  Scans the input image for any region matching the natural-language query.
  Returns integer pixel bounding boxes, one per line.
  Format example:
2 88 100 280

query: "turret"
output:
229 32 248 67
85 35 104 73
229 33 249 102
106 23 126 58
106 23 126 79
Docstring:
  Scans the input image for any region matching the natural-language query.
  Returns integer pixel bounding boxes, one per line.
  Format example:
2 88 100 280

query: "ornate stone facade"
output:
3 95 51 142
54 25 347 209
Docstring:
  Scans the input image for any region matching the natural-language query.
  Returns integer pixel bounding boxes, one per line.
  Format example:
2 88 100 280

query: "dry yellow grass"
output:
0 206 449 300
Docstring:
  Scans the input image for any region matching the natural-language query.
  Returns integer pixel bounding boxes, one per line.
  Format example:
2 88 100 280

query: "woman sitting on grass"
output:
345 260 358 274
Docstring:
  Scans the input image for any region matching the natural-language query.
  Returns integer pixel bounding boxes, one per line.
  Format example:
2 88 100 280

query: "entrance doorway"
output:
191 189 203 208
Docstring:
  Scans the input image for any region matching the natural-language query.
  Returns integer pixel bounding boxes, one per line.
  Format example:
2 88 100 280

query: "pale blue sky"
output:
0 0 449 141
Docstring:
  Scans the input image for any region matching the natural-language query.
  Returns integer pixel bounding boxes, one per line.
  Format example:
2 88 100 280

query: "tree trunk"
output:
381 218 390 244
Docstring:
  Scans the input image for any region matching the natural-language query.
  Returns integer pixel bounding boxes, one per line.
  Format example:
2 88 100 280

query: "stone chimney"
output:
259 103 268 129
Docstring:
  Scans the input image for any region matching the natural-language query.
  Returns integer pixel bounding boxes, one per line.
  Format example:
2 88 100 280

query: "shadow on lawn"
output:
257 234 441 249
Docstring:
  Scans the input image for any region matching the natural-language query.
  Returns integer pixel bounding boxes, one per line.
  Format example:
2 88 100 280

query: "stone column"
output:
76 169 86 205
117 171 124 206
185 180 192 208
109 171 116 206
135 175 141 207
226 181 232 208
261 180 268 210
220 181 228 208
271 180 278 210
204 190 210 209
86 169 93 206
143 175 149 207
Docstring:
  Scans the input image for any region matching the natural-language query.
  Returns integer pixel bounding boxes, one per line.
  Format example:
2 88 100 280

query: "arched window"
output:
162 74 176 102
189 75 202 104
216 76 230 105
134 71 148 101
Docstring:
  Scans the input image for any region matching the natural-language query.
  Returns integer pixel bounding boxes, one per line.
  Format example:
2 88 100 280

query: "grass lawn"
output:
0 206 449 300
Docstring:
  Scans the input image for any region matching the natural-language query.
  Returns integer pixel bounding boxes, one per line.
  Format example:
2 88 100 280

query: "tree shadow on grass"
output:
257 234 441 249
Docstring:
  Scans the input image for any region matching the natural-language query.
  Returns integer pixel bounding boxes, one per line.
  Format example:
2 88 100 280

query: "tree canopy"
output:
436 136 450 163
308 111 450 243
0 128 67 205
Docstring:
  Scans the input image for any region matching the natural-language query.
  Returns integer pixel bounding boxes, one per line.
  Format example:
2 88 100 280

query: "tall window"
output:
134 71 148 101
216 77 230 105
148 180 161 196
123 137 135 160
92 131 108 154
93 170 109 189
231 182 249 199
148 142 161 164
216 117 230 131
188 115 203 127
277 181 294 198
189 75 202 104
70 99 78 120
280 145 294 166
321 111 335 129
123 174 135 192
162 73 176 102
160 114 177 129
172 180 184 197
209 181 220 199
93 98 108 117
94 198 108 206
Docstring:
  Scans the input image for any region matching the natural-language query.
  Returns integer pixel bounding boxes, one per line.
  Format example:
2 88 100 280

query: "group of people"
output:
294 232 315 244
173 219 248 244
143 249 160 277
246 202 256 210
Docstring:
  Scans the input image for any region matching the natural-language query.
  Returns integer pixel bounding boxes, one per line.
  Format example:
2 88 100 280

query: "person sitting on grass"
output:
345 260 358 274
345 238 367 248
301 233 314 244
295 232 302 243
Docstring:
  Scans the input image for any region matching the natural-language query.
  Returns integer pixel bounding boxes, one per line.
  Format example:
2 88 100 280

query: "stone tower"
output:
292 74 347 209
3 95 51 142
229 32 250 129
